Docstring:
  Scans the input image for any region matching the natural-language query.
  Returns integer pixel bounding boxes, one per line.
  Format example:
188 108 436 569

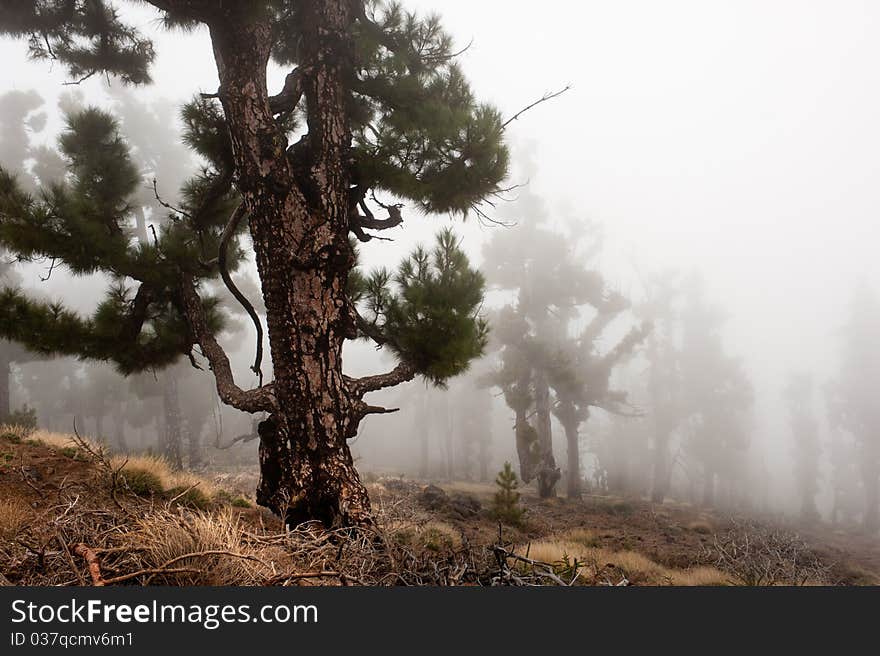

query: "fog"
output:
1 1 879 530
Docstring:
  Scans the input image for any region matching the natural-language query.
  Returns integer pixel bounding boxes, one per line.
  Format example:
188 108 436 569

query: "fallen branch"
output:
73 543 105 586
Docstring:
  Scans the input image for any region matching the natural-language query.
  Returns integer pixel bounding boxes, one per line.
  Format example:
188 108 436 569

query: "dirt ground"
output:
1 432 878 586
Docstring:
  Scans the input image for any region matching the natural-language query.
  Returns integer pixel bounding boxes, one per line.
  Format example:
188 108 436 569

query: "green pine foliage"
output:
351 228 488 386
0 2 505 400
491 462 524 525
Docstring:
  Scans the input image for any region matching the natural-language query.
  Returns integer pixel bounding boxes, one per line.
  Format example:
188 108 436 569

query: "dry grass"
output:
561 527 601 548
26 428 84 450
390 520 463 552
126 508 285 585
0 498 31 540
516 538 731 586
109 454 217 501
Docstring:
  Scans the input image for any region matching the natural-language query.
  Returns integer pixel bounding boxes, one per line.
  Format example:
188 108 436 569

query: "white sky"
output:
2 1 880 489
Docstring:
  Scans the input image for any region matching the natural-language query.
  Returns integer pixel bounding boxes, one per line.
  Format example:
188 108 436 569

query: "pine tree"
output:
491 462 524 525
0 1 510 527
832 284 880 532
678 275 753 508
784 373 821 522
483 192 649 498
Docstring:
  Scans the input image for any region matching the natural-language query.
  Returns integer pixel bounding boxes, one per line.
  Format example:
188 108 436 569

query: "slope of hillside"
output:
1 428 877 586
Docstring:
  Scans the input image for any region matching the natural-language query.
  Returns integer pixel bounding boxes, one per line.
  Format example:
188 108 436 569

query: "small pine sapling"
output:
492 462 525 525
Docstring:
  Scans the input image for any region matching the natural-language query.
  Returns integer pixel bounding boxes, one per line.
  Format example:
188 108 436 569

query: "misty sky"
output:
2 1 879 487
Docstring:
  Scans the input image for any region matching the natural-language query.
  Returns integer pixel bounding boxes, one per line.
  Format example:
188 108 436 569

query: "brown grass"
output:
0 498 31 540
517 538 732 586
127 508 285 585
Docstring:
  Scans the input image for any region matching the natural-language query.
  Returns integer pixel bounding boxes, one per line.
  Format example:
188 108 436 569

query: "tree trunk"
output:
514 407 534 483
563 418 581 499
862 458 879 533
444 394 454 481
418 390 429 479
650 433 670 503
478 431 490 483
204 2 417 528
702 468 715 507
533 370 559 498
114 406 128 453
0 346 10 422
188 419 204 469
162 374 183 469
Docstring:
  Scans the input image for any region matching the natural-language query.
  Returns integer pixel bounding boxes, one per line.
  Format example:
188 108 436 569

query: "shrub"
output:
4 406 37 433
230 497 252 508
118 467 165 496
167 485 212 510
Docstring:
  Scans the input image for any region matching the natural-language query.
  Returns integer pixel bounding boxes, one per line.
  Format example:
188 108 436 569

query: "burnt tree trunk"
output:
203 3 409 528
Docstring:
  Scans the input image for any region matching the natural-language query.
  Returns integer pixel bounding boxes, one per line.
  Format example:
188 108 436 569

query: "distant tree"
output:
0 90 56 421
483 202 648 498
634 271 686 503
832 284 880 532
824 381 861 527
678 275 753 508
784 373 821 522
0 1 511 527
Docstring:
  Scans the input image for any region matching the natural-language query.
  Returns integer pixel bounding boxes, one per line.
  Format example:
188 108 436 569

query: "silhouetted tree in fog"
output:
784 373 821 522
483 201 647 498
678 275 753 508
832 284 880 532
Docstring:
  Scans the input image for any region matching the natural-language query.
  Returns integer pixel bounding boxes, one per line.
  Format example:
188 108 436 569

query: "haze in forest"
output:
0 0 878 529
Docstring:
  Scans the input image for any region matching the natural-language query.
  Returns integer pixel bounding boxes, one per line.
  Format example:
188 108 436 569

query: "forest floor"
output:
1 427 878 586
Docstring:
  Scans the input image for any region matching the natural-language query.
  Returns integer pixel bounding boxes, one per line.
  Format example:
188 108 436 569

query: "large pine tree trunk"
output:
206 3 395 528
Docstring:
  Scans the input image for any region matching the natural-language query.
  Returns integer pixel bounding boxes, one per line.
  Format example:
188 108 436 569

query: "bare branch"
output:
215 203 265 385
179 274 275 413
502 85 571 129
